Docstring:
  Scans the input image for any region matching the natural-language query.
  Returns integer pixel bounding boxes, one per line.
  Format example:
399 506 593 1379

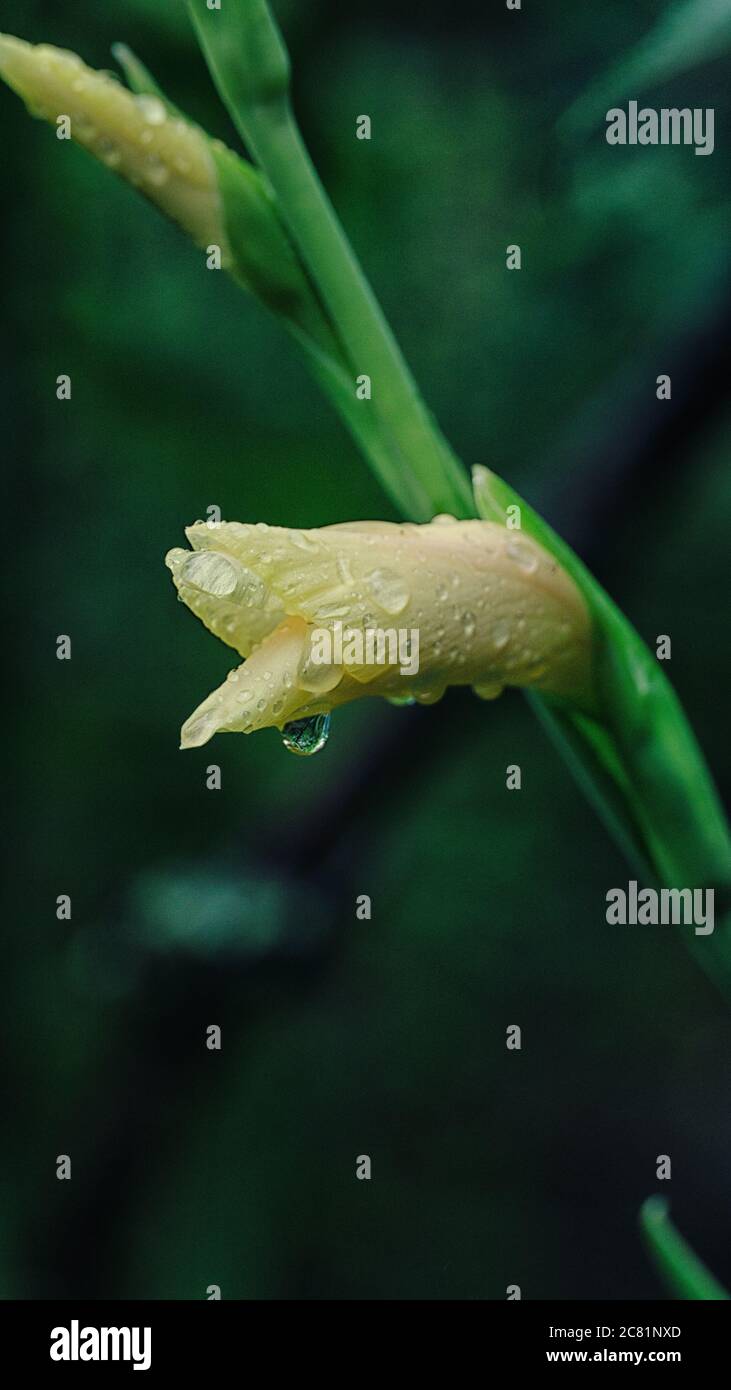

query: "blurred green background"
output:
3 0 731 1298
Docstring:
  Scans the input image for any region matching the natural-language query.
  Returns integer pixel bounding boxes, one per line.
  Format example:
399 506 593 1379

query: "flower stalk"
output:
2 7 729 995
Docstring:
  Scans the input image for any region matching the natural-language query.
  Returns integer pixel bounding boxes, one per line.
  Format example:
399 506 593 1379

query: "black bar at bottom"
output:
2 1298 728 1376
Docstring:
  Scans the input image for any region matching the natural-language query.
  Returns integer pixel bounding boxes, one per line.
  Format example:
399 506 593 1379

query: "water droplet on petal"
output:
462 611 476 639
493 618 511 650
99 141 121 168
297 649 344 695
137 94 167 126
282 713 331 756
432 513 458 525
314 603 350 621
182 551 239 598
415 689 443 705
506 539 538 574
364 568 409 616
144 156 169 187
473 681 504 702
289 529 320 553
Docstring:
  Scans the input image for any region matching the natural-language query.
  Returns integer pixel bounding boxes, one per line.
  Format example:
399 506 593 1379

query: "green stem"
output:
187 0 472 521
640 1197 730 1300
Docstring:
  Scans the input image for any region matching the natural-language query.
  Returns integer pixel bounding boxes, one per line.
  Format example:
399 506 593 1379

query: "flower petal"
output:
166 544 285 658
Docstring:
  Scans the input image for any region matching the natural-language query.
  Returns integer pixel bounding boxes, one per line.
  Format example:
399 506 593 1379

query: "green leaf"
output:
640 1196 730 1300
561 0 731 139
112 42 175 106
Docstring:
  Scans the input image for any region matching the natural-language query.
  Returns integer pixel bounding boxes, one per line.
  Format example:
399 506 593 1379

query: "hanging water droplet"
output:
473 681 503 702
506 539 538 574
387 694 416 707
364 568 410 616
281 713 331 756
137 94 167 126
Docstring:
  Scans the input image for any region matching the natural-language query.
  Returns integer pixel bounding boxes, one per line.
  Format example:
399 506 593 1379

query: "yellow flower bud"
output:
166 516 595 748
0 34 232 259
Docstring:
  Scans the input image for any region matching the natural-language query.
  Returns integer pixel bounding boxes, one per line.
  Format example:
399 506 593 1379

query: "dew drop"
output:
144 156 170 187
432 513 458 526
506 539 538 574
289 529 320 553
493 618 511 651
182 551 239 598
364 568 410 616
281 713 331 756
314 603 349 621
75 121 98 143
137 94 167 126
297 650 344 695
473 681 503 702
462 611 476 639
